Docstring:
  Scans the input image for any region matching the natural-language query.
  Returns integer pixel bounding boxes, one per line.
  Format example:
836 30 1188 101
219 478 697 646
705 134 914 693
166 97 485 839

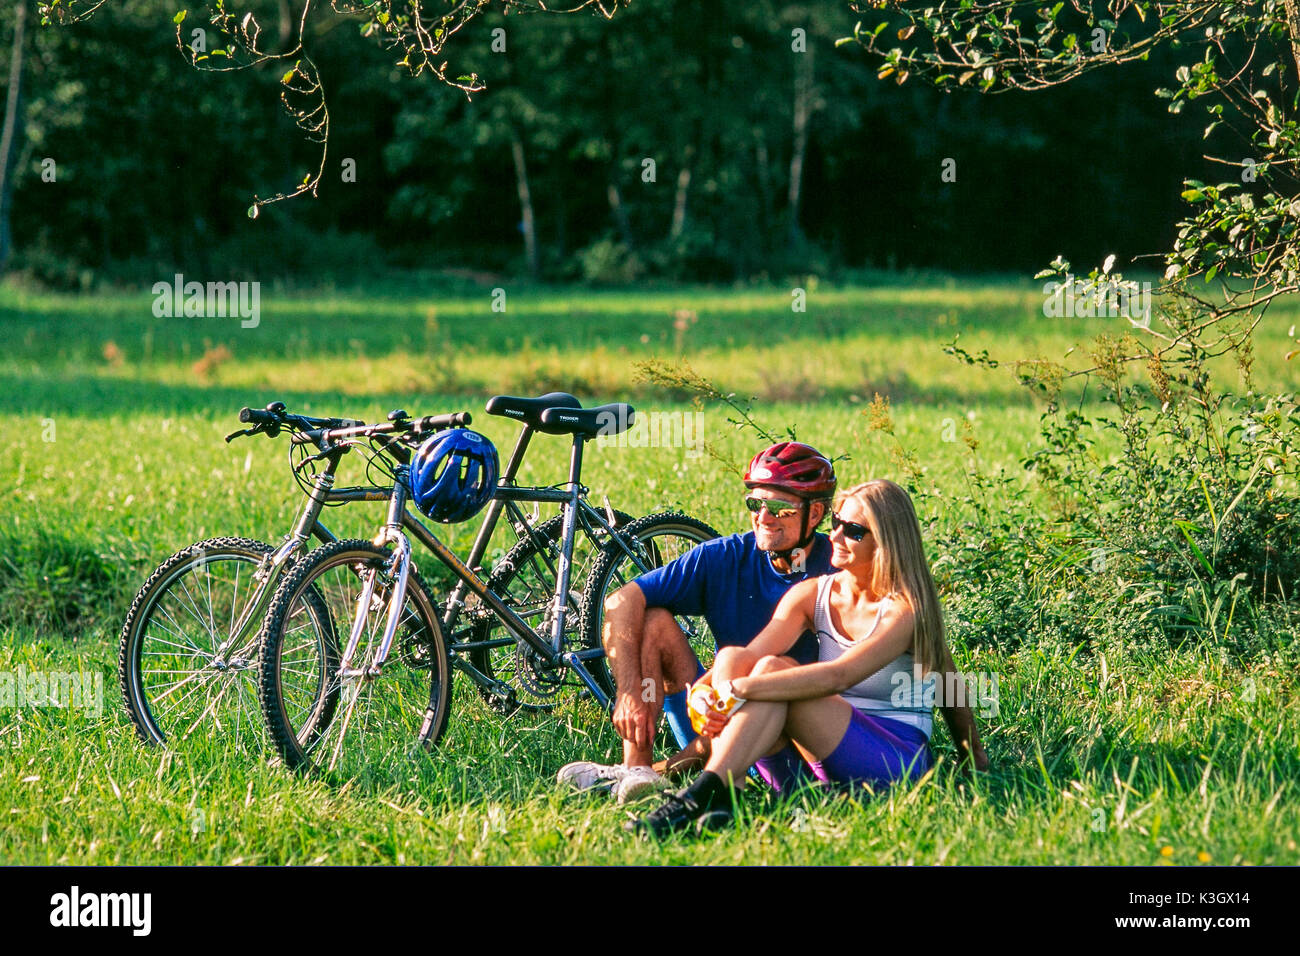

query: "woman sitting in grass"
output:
628 478 989 837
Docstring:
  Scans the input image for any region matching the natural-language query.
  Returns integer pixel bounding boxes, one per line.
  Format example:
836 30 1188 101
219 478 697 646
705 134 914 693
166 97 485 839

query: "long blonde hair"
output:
834 479 946 673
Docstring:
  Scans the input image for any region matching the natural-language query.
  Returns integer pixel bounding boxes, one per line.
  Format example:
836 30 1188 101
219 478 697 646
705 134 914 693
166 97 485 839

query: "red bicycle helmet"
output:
743 442 836 500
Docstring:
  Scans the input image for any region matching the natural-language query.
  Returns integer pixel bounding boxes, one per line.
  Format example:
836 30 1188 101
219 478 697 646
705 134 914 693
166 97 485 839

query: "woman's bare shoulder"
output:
878 592 916 624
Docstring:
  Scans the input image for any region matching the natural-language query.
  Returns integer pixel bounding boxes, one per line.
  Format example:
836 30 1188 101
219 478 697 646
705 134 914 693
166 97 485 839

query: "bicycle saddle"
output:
485 392 582 434
538 403 635 439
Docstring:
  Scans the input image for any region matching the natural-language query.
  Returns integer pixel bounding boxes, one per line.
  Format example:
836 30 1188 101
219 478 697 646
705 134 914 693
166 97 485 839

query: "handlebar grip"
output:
239 407 277 426
413 411 473 432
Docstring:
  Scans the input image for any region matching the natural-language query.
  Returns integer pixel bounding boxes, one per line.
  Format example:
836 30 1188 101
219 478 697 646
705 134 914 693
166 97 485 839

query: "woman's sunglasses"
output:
831 513 871 542
744 496 802 518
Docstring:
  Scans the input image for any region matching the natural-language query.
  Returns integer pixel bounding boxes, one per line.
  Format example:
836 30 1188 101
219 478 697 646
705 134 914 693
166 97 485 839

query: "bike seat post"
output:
566 433 586 488
545 435 588 651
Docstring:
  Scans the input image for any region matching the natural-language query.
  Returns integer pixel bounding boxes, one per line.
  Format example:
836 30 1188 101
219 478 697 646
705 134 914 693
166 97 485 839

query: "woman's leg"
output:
628 661 855 836
789 705 931 788
703 655 853 787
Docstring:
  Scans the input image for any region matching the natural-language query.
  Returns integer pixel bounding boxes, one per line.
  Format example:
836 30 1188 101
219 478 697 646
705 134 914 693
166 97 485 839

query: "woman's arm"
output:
934 643 990 771
750 577 820 657
699 578 820 701
731 599 916 703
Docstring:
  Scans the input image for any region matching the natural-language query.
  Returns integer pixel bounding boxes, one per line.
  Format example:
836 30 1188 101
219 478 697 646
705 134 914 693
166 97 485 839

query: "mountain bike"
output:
256 397 721 777
117 402 470 748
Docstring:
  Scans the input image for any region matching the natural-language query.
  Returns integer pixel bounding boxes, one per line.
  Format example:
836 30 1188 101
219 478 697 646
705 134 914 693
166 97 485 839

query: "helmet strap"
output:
770 501 818 571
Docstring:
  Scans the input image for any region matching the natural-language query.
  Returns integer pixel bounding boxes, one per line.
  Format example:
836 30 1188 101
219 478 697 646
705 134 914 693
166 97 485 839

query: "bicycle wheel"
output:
258 539 452 779
579 511 723 699
118 536 316 748
468 509 634 712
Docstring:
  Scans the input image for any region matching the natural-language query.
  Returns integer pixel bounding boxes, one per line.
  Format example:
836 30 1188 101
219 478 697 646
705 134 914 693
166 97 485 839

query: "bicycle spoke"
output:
121 544 277 749
148 606 211 657
174 574 221 652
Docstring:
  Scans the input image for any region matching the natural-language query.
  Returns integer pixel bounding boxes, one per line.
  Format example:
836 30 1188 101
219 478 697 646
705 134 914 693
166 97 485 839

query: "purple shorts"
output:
753 707 932 793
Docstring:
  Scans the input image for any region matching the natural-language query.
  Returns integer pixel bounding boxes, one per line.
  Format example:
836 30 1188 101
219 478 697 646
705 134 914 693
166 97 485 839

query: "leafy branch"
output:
42 0 631 215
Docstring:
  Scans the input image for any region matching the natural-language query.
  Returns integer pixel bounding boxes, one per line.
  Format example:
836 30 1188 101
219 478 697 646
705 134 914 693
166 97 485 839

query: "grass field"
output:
1 274 1297 864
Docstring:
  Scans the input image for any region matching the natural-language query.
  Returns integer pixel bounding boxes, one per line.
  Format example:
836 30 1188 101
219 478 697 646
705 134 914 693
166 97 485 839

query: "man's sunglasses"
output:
831 513 871 542
744 496 803 519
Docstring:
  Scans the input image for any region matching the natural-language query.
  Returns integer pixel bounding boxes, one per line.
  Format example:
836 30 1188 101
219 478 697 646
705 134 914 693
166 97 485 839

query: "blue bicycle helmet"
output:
410 428 499 523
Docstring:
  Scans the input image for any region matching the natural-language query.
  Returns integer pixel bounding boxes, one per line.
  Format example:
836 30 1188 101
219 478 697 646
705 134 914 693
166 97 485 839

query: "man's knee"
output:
643 607 681 642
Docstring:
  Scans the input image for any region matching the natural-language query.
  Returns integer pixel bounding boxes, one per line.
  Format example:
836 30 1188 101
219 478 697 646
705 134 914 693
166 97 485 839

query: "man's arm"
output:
603 582 656 754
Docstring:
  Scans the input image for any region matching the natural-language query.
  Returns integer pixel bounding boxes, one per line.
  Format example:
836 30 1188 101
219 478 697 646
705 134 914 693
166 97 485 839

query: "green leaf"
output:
281 68 296 84
1175 521 1214 577
173 9 187 24
247 205 259 219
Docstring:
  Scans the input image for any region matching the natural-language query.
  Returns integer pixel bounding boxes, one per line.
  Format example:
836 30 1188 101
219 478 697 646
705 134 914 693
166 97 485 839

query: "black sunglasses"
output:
831 513 871 542
744 496 802 518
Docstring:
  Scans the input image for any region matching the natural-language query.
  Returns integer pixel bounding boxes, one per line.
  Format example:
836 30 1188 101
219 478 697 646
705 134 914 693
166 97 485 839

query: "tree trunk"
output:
607 180 635 248
510 132 539 278
1283 0 1300 88
278 0 293 48
0 0 28 273
755 127 772 252
787 44 814 249
669 165 691 240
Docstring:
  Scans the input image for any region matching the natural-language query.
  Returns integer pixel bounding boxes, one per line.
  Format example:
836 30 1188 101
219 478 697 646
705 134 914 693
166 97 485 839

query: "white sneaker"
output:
614 765 671 804
557 761 628 794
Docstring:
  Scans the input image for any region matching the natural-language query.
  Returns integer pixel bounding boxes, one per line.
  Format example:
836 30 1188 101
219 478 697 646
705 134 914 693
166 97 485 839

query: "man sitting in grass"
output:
557 441 840 803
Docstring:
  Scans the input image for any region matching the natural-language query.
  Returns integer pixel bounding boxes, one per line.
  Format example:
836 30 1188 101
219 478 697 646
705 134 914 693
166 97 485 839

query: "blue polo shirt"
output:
634 531 834 665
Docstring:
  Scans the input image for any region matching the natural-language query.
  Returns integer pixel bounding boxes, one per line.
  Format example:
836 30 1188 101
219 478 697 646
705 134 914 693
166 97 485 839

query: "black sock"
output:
683 771 731 811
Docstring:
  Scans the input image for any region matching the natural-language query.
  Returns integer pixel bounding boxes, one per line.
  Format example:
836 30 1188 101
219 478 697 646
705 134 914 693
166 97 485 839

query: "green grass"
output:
0 275 1296 864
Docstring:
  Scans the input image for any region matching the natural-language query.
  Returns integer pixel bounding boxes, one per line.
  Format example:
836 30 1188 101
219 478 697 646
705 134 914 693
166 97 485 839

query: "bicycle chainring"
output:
398 626 435 670
512 591 583 699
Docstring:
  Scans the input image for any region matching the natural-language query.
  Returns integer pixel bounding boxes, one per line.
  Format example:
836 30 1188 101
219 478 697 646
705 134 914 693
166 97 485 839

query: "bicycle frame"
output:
211 415 547 667
332 428 663 712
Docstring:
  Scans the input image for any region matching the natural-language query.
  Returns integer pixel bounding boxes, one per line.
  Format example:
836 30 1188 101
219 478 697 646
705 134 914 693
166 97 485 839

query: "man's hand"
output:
612 690 658 752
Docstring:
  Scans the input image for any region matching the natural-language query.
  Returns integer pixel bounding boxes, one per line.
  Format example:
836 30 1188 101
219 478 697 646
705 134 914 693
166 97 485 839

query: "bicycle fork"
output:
338 467 413 680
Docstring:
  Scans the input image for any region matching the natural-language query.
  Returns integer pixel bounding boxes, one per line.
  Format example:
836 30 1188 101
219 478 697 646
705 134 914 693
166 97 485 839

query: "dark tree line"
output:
0 0 1214 285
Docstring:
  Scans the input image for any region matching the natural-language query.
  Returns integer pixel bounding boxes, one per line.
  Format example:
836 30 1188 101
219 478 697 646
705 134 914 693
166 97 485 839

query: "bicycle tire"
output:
578 511 723 699
469 509 635 712
257 538 452 778
118 536 323 748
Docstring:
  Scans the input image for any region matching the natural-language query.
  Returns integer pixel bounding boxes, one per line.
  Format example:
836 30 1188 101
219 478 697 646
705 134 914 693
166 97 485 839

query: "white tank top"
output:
814 575 934 736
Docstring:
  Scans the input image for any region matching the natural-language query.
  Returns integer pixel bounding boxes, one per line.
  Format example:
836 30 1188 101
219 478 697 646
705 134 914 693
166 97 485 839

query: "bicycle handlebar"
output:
289 411 473 448
227 402 468 459
237 404 362 432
